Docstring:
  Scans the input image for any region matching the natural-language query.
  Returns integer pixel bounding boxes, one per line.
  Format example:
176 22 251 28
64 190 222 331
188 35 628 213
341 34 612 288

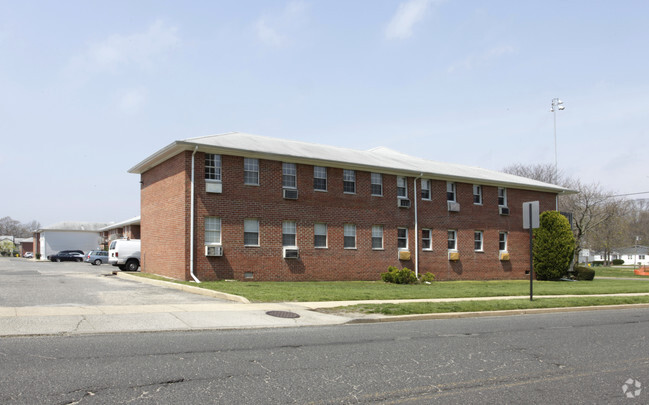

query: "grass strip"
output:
334 296 649 315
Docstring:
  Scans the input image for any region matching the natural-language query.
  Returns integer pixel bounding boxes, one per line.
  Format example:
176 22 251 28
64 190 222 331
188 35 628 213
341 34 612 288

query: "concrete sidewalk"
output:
2 272 649 337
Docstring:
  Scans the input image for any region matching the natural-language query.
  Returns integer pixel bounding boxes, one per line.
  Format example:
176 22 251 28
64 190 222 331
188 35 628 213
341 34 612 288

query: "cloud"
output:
385 0 437 40
118 88 147 114
447 45 515 73
70 19 180 74
255 1 308 48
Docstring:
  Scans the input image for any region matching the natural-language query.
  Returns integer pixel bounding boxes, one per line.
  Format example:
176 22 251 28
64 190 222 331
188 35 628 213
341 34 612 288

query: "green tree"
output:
533 211 575 280
0 240 15 256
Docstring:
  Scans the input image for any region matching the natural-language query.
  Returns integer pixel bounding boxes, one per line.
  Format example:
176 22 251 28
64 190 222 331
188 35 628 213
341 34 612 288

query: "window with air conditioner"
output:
205 217 221 250
447 182 456 202
397 177 407 199
498 187 507 207
282 221 297 247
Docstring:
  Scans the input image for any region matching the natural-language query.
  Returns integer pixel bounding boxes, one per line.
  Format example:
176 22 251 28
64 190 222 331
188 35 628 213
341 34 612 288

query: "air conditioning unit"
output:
499 251 510 261
398 250 411 261
448 251 460 261
283 188 298 200
447 201 460 212
398 198 411 208
205 245 223 257
283 247 300 259
499 206 510 215
206 182 222 193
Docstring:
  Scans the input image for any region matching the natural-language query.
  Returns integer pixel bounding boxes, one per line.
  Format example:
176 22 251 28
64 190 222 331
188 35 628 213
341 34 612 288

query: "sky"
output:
2 0 648 227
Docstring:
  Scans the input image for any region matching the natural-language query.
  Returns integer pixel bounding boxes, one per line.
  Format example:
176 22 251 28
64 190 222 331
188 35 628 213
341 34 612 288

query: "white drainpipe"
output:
189 146 201 283
414 174 423 278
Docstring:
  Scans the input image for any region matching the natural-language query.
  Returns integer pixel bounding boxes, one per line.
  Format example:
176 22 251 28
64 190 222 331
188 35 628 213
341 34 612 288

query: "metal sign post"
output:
523 201 540 301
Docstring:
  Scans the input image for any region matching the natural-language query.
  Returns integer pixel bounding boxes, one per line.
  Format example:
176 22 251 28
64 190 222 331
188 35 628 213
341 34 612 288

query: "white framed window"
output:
371 173 383 196
205 154 221 181
421 179 431 200
498 187 507 207
640 255 646 260
244 219 259 246
422 229 432 251
474 231 483 251
448 230 457 251
314 166 327 191
244 158 259 185
314 223 327 248
282 163 297 189
397 227 408 249
343 170 356 194
397 177 407 198
205 217 221 245
372 225 383 250
473 185 482 205
499 232 508 251
447 182 456 202
282 221 297 247
628 255 634 260
344 224 356 249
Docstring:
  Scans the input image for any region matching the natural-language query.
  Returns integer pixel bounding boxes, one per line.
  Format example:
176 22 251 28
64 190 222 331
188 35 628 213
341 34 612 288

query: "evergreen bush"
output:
574 265 595 281
381 266 418 284
612 259 624 265
533 211 575 280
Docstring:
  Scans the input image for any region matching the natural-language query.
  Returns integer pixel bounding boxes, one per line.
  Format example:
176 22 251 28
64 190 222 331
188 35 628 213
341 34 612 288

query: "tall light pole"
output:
550 98 565 185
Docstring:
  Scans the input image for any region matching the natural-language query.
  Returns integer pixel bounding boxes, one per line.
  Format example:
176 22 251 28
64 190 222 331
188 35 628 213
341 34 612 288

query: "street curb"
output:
346 303 649 324
115 272 251 304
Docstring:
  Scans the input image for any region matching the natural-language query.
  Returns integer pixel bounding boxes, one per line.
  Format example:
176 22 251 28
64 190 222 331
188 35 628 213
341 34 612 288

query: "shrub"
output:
533 211 575 280
419 272 436 283
592 261 604 266
574 265 595 281
381 266 418 284
612 259 624 266
35 253 41 260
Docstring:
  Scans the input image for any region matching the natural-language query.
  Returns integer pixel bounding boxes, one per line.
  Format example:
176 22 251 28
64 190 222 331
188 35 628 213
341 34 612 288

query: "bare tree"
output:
502 163 564 186
0 217 41 238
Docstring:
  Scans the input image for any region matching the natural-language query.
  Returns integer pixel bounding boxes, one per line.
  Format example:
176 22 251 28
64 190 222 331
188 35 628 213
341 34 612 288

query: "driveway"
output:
0 257 228 307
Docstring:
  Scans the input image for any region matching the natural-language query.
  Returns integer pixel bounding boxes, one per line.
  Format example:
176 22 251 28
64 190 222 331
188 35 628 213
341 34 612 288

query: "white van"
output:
108 239 141 271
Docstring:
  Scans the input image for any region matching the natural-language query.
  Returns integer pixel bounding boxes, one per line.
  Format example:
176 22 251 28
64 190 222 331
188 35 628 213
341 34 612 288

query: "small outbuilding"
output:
33 221 112 259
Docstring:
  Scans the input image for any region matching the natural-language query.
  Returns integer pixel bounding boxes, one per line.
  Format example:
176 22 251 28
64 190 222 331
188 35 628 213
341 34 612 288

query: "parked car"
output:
23 252 33 259
108 239 140 271
85 250 109 265
49 250 85 262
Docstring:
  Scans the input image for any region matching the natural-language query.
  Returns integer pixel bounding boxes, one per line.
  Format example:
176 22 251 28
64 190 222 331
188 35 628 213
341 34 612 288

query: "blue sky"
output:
2 0 648 226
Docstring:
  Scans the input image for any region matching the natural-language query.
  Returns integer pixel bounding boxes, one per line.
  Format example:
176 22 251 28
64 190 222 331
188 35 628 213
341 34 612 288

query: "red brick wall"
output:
140 152 191 279
137 152 557 282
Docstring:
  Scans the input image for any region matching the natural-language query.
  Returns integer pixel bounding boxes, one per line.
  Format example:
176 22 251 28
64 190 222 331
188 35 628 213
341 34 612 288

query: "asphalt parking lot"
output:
0 257 228 307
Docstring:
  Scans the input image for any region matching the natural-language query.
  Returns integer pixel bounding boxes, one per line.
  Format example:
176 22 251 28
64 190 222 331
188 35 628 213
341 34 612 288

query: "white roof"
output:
99 216 141 232
129 132 572 193
37 221 113 232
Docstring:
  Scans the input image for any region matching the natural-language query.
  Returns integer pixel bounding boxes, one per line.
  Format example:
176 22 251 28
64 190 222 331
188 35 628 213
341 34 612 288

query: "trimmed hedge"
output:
574 265 595 281
612 259 624 265
533 211 575 280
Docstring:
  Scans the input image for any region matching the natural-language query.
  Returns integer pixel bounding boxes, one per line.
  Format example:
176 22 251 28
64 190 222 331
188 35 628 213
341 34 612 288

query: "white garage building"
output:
33 222 112 259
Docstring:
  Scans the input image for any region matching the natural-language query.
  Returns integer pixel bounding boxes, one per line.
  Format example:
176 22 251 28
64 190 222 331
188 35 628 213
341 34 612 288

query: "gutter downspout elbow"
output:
189 146 201 283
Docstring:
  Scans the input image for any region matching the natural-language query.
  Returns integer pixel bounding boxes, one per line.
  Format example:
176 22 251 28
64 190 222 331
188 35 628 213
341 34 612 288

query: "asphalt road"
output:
0 258 226 306
1 308 648 404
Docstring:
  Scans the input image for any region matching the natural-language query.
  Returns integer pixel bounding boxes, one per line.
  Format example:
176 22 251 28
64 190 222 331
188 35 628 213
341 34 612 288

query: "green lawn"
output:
594 266 649 279
332 295 649 316
134 273 649 303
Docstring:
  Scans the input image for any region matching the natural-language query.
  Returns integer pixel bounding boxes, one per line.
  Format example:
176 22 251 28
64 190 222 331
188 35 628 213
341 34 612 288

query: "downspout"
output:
189 146 201 283
414 174 423 278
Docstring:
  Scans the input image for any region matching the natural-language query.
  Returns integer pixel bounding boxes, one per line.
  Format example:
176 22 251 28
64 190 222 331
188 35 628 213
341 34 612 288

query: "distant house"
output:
16 237 33 256
33 222 112 259
592 246 649 265
99 216 141 249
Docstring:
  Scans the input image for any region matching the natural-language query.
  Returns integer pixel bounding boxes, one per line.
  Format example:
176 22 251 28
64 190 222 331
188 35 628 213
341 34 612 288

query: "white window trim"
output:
343 170 356 194
397 177 408 199
448 230 458 251
474 230 484 252
397 227 409 250
422 228 432 251
244 158 260 186
314 223 328 249
313 166 327 192
204 217 222 245
282 163 297 189
473 184 482 205
343 223 357 249
498 187 508 207
282 220 297 248
372 225 384 250
244 218 260 247
371 173 383 196
499 232 508 252
421 179 431 201
447 182 456 202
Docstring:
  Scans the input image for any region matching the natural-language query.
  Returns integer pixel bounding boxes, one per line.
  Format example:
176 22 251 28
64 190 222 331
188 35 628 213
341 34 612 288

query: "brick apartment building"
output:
128 132 569 282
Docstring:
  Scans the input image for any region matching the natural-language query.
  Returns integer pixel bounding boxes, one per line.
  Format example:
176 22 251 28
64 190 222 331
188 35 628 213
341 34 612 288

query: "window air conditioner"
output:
448 251 460 261
205 245 223 257
447 201 460 212
499 206 510 215
398 198 411 208
499 251 510 261
283 247 300 259
283 189 298 200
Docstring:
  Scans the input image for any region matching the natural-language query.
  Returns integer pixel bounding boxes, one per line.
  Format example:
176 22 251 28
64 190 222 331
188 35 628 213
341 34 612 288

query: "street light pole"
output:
550 98 565 185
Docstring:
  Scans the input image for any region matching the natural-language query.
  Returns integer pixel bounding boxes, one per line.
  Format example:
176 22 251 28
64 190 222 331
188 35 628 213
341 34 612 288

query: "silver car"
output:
85 250 109 265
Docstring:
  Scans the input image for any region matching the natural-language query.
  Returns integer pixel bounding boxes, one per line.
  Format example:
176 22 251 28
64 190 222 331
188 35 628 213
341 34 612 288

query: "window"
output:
343 170 356 193
473 185 482 204
344 224 356 248
314 223 327 248
397 228 408 249
499 232 508 251
498 187 507 206
474 231 483 251
447 182 456 202
205 154 221 181
397 177 407 198
282 221 297 247
422 229 432 250
448 230 457 250
314 166 327 191
282 163 296 189
640 255 646 260
205 217 221 245
371 173 383 196
372 225 383 249
244 158 259 185
244 219 259 246
628 255 634 260
421 179 431 200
